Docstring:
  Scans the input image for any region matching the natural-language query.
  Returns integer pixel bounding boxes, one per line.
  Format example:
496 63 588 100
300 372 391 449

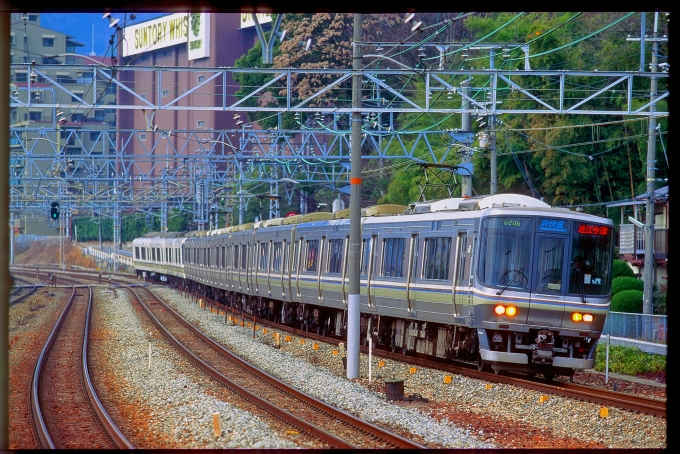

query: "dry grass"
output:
13 240 97 269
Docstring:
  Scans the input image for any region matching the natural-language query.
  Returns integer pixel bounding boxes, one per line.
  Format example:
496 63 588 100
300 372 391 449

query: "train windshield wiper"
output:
496 269 527 295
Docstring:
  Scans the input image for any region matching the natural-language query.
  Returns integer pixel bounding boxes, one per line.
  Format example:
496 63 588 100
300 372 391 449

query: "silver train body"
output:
132 194 615 379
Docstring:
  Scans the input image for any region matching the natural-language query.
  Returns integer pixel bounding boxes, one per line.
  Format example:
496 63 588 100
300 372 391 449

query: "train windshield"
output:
478 217 533 291
567 222 614 296
479 216 614 296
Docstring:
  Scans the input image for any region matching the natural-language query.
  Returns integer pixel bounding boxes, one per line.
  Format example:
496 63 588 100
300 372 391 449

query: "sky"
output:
38 13 166 58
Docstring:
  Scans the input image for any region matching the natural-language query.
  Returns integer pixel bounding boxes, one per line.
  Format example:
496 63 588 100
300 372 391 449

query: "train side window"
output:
241 244 248 270
381 237 405 278
456 233 470 284
233 245 239 268
152 247 156 261
135 247 140 260
360 238 372 276
282 240 289 273
292 240 300 272
305 239 319 272
259 242 269 271
327 239 343 274
423 237 452 280
141 248 146 260
157 247 161 262
272 242 282 272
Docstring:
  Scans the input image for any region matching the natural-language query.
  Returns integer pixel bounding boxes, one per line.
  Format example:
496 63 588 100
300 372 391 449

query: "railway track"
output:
29 285 134 449
191 294 666 419
128 285 426 449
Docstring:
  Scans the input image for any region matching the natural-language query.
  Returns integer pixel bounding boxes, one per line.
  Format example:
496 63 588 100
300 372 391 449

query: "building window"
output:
10 35 15 45
90 132 100 141
197 75 205 83
42 56 60 64
15 73 27 83
197 120 205 128
71 113 84 122
43 38 54 47
57 74 74 84
141 94 147 100
95 110 105 122
162 90 169 97
105 84 116 95
140 133 147 141
72 93 83 102
28 15 37 21
29 111 41 121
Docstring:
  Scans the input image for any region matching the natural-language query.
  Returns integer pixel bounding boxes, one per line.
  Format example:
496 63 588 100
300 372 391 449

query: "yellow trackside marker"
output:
443 375 452 384
263 328 268 334
247 322 252 327
378 360 385 367
539 395 549 403
212 412 221 437
299 339 305 344
313 343 319 350
285 431 299 435
286 335 291 342
485 384 492 390
600 407 609 417
332 350 338 356
409 367 417 374
273 333 277 338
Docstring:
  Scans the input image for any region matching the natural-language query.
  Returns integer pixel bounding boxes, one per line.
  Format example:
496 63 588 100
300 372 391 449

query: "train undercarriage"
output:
143 271 586 380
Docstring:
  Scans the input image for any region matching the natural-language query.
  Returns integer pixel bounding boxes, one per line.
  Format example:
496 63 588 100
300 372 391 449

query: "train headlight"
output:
494 305 518 317
571 312 595 322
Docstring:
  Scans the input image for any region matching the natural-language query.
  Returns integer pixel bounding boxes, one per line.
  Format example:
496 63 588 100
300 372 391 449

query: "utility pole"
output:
489 49 497 195
460 80 472 197
347 13 362 379
627 12 667 315
642 13 660 315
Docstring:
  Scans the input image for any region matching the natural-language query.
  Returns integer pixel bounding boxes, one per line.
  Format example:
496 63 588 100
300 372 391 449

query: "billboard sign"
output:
122 13 210 60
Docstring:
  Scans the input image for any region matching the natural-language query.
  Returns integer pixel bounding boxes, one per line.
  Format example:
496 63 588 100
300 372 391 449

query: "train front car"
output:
473 195 615 379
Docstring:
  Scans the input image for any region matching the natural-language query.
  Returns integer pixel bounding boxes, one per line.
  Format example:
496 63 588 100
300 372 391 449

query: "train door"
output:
531 234 568 325
453 232 474 321
406 234 419 313
317 236 325 303
361 235 376 308
294 236 302 302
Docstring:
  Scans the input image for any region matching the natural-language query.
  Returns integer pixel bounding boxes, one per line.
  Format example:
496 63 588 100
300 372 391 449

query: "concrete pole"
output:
1 12 11 450
642 13 659 315
347 13 363 379
489 49 497 194
460 80 472 197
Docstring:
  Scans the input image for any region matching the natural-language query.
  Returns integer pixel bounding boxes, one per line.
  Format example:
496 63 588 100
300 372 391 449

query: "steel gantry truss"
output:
9 64 669 231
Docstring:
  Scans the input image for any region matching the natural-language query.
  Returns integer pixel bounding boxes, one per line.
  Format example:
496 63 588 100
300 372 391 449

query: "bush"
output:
594 344 666 376
611 289 643 313
613 259 636 278
653 285 667 315
611 276 644 295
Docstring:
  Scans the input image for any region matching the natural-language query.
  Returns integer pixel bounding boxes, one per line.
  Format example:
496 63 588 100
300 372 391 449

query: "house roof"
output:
606 186 668 208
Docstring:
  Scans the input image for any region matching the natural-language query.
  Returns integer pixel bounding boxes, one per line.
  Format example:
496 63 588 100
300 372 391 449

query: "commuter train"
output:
132 193 615 379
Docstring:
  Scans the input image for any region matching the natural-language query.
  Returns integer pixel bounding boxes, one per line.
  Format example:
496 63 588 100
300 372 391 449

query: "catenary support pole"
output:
347 13 363 379
642 13 658 316
1 12 11 450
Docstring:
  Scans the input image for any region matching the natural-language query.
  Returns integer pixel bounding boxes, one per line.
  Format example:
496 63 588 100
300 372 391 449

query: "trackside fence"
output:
602 312 667 345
